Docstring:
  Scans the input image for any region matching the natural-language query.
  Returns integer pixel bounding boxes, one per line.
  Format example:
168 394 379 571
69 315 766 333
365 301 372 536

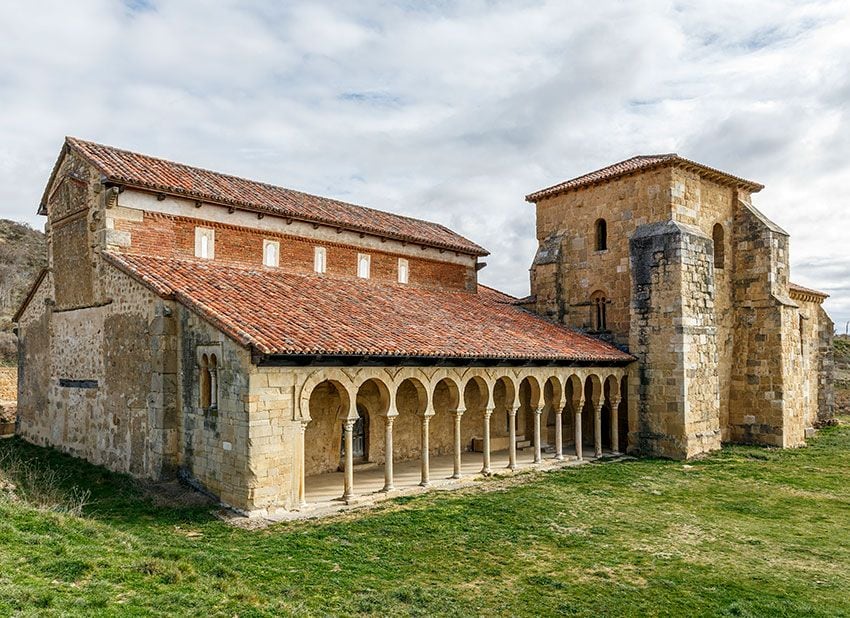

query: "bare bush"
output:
0 447 91 516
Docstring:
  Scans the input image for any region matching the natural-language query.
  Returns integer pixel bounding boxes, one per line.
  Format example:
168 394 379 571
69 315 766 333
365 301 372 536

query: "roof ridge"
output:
526 152 762 202
63 137 488 256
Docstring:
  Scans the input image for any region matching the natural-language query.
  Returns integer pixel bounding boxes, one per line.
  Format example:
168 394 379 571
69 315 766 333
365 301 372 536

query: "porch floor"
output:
297 445 616 518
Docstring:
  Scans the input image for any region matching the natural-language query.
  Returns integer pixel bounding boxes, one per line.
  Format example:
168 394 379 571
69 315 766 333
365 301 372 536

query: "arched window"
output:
595 219 607 251
209 353 218 408
591 290 607 332
263 240 279 267
199 354 211 409
713 223 725 269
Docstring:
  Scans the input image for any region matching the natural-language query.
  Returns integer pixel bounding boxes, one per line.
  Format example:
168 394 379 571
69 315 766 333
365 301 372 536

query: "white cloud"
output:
1 0 849 325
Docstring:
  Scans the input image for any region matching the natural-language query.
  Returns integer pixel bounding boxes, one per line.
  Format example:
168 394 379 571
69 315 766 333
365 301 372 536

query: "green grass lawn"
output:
2 422 849 617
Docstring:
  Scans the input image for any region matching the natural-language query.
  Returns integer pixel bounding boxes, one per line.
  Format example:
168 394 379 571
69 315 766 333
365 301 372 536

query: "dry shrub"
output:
0 448 90 516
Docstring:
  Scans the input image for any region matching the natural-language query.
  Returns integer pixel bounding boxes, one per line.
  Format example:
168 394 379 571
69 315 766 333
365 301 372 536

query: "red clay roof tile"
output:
61 137 487 256
104 252 633 363
526 154 763 202
789 282 829 299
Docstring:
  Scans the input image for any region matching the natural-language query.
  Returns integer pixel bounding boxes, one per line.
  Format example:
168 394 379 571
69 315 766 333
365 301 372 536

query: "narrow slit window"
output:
398 258 409 284
595 218 607 251
263 240 280 267
199 354 211 408
591 291 607 332
195 227 215 259
713 223 725 269
314 246 327 274
357 253 371 279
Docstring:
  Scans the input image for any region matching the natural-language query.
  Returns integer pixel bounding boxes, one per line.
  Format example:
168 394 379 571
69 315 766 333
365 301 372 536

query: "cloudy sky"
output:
1 0 849 327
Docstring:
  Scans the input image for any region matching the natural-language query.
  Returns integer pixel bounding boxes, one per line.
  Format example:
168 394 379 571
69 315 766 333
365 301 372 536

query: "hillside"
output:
0 219 46 364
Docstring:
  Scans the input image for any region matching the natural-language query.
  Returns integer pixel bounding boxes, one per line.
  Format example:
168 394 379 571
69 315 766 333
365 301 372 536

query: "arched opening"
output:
304 379 351 477
463 376 489 458
595 218 607 251
591 290 607 332
564 374 582 453
603 375 621 452
543 376 562 450
431 377 461 457
713 223 725 269
518 376 541 447
619 375 629 452
396 377 428 466
340 405 369 465
199 353 211 409
583 375 603 453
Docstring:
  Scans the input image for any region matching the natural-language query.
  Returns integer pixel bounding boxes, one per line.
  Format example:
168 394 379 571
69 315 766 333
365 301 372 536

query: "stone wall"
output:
16 259 180 477
178 308 253 511
728 202 795 446
530 166 674 347
629 220 721 459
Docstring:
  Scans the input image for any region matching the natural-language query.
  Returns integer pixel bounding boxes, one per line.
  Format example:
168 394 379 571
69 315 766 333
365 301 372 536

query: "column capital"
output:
483 406 494 418
508 405 518 417
533 406 543 415
452 407 466 417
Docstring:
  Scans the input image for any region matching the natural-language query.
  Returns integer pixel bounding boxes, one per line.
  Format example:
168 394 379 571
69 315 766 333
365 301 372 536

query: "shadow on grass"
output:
0 437 215 527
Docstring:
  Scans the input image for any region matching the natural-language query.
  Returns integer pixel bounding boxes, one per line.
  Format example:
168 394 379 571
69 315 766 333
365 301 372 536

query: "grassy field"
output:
1 422 849 617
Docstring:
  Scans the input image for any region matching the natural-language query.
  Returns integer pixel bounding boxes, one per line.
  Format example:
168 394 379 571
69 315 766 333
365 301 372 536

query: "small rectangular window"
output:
314 246 327 274
357 253 371 279
398 258 409 284
263 239 280 267
195 227 215 259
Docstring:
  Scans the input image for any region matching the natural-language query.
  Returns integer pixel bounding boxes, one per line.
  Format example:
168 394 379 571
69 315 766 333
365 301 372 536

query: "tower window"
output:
713 223 725 269
195 227 215 259
314 246 327 274
595 219 607 251
591 291 607 332
263 239 279 267
398 258 409 284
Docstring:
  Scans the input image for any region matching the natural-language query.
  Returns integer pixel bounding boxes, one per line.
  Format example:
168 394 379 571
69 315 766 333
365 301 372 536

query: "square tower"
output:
525 155 830 459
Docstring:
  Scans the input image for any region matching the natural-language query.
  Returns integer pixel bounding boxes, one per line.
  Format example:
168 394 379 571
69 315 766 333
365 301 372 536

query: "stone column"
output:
298 420 309 508
609 395 621 453
420 415 431 487
481 407 493 475
383 415 395 492
452 408 464 479
575 398 584 460
507 406 518 470
533 406 543 464
554 404 564 461
594 401 604 457
342 419 355 502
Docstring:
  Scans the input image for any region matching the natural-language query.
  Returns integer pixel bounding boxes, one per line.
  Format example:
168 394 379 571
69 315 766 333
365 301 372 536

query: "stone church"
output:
14 138 833 516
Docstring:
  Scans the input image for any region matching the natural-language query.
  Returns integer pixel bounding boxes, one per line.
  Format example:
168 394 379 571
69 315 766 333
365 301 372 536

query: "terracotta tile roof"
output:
52 137 487 256
526 154 764 202
789 282 829 300
104 252 633 364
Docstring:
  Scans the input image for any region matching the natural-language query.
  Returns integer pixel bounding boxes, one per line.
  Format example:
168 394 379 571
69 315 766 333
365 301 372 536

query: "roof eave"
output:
525 157 763 203
108 179 489 258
